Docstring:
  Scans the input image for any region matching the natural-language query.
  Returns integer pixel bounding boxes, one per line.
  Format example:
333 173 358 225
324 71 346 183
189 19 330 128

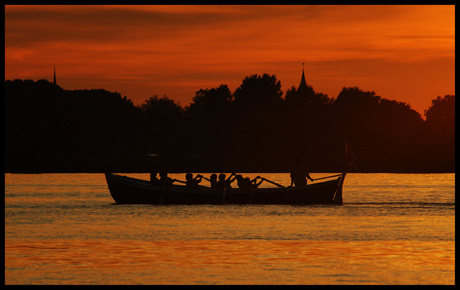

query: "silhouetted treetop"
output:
334 87 423 127
334 87 381 108
423 95 455 156
376 98 423 127
233 74 283 109
186 84 233 115
141 94 183 114
285 85 332 107
424 95 455 128
140 94 183 136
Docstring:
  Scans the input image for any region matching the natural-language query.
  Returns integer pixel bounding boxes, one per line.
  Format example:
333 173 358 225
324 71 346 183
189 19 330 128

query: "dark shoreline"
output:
6 80 455 176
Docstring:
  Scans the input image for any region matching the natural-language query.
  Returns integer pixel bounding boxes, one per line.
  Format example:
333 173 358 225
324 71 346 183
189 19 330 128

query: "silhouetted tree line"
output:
4 76 454 173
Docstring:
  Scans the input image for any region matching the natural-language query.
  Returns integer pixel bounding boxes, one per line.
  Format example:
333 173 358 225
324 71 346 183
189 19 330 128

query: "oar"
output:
200 175 211 182
312 174 344 182
261 177 285 188
173 179 186 184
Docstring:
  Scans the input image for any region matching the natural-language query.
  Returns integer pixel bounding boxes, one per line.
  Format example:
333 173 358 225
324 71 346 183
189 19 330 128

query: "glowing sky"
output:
5 5 455 116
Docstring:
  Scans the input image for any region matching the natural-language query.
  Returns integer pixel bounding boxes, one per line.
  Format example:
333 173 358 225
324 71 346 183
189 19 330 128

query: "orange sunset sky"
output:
5 5 455 116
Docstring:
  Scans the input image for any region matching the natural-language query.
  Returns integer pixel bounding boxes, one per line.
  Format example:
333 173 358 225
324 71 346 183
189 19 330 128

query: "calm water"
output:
5 173 455 285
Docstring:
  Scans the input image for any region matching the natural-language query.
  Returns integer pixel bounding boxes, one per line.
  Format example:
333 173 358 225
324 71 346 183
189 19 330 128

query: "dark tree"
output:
226 74 284 170
333 87 386 170
285 85 313 107
4 80 141 172
233 73 283 110
284 84 331 108
333 87 381 136
186 84 233 115
283 71 334 163
183 85 235 169
424 95 455 132
5 79 66 172
4 77 455 173
373 99 425 171
139 95 184 163
140 94 184 134
332 87 434 171
65 88 141 170
423 95 455 171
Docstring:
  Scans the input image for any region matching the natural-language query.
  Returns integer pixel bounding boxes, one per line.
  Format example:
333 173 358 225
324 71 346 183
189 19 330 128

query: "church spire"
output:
53 65 56 85
299 62 307 88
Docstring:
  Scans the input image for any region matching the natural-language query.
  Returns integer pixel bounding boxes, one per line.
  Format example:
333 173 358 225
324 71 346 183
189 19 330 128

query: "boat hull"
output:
105 172 346 205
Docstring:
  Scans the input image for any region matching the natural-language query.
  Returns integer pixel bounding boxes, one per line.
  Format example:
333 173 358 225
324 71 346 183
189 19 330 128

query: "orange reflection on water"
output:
5 239 454 285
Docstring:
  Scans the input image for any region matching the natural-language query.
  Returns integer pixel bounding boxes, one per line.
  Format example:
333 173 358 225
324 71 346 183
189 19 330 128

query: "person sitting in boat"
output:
150 171 161 185
290 158 314 187
159 170 175 186
209 174 219 189
236 175 263 189
216 173 236 190
185 173 202 188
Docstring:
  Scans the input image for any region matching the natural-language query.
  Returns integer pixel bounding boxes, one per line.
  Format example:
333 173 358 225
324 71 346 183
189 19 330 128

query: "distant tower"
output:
53 65 56 85
299 62 307 88
297 62 315 101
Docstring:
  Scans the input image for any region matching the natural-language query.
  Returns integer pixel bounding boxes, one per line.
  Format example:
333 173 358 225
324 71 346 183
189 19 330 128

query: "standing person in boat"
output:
159 170 175 186
236 174 263 189
185 173 203 188
290 158 314 187
150 171 161 185
216 173 236 189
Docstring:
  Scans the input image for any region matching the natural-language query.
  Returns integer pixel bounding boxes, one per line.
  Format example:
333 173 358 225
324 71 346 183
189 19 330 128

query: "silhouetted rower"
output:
185 173 203 188
236 175 263 189
290 158 314 187
150 171 161 185
216 173 236 189
159 171 174 186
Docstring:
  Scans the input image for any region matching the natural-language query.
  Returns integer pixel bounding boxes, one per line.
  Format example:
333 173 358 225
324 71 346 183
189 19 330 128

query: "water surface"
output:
5 173 455 285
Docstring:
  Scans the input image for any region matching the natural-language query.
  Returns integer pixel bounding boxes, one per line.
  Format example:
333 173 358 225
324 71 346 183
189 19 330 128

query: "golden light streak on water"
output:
5 239 454 285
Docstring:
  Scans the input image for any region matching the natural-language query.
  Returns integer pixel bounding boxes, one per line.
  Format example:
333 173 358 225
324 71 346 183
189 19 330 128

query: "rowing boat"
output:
105 172 346 205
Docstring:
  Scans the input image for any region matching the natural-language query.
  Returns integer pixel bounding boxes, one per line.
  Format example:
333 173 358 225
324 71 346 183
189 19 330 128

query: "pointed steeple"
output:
299 62 307 88
53 65 56 85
